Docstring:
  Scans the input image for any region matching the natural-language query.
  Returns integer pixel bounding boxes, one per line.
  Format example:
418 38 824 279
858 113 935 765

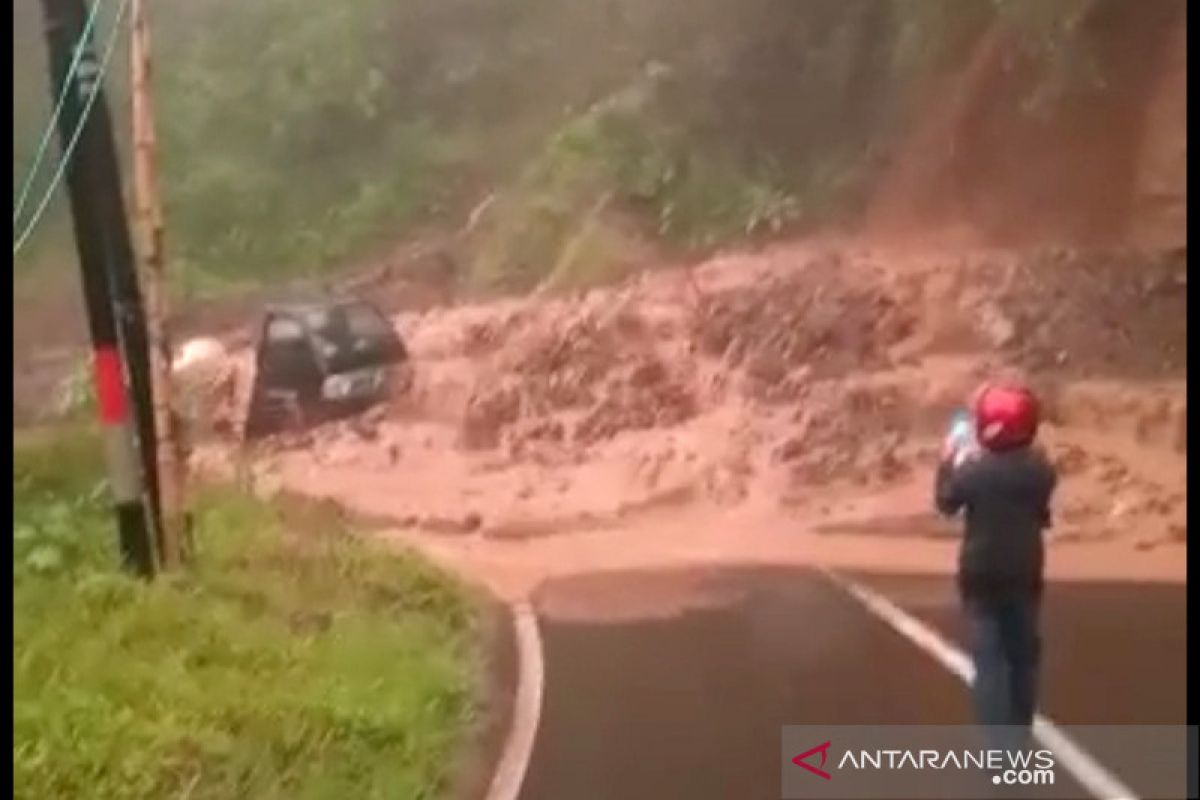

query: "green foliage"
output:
465 64 856 290
991 0 1106 117
13 0 1152 297
13 493 108 579
13 426 114 578
13 428 481 800
155 0 454 294
892 1 996 78
50 358 97 419
14 423 108 498
467 116 614 292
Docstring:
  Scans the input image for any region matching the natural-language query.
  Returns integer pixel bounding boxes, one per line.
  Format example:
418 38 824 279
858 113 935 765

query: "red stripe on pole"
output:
93 346 129 424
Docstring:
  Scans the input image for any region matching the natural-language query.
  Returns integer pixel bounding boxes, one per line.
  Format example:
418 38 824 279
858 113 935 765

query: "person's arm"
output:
1038 464 1058 528
934 459 968 518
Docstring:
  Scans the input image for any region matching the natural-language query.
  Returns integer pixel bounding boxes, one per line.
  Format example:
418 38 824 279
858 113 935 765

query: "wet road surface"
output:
846 572 1187 726
517 567 1185 800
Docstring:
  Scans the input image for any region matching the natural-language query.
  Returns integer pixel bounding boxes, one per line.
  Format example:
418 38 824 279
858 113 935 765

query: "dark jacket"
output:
935 446 1057 599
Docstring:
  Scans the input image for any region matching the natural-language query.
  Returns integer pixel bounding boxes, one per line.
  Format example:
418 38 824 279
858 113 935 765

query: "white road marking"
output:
820 568 1140 800
485 601 545 800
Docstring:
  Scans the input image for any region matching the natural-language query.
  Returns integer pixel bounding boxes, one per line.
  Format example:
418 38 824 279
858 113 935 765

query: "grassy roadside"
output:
13 426 485 800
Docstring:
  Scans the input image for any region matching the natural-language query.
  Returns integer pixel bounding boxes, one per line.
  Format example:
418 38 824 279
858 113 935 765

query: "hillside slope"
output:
868 1 1186 248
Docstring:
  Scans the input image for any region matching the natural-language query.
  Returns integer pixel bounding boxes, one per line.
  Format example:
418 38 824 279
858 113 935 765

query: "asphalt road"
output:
844 572 1187 726
516 567 1186 800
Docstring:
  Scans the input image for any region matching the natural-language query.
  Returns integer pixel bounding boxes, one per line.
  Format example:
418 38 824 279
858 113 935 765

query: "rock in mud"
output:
420 512 482 535
349 415 380 441
776 436 805 463
872 435 910 482
976 302 1018 349
1051 444 1090 476
628 357 668 388
460 382 521 450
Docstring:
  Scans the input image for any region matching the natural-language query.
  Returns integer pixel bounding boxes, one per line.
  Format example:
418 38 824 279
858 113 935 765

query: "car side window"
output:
261 316 318 383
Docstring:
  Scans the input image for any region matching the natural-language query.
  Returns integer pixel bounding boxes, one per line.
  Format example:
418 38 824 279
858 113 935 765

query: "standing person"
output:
935 382 1057 751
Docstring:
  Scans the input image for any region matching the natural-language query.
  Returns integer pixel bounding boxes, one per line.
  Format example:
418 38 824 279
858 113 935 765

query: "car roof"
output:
264 297 377 316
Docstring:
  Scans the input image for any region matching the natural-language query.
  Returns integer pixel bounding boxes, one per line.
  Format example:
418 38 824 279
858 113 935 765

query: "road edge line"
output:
819 568 1139 800
485 601 545 800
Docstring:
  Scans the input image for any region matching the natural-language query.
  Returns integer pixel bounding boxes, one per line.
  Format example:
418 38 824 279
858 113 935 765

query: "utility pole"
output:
86 7 164 546
131 0 184 568
38 0 157 576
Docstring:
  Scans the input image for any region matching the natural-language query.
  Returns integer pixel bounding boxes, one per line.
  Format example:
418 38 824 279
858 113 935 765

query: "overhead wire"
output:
13 0 131 257
12 0 107 227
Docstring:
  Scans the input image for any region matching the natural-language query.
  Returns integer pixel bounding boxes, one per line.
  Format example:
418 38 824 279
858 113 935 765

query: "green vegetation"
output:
12 0 1163 297
14 427 482 800
49 358 96 418
469 78 809 292
154 0 464 296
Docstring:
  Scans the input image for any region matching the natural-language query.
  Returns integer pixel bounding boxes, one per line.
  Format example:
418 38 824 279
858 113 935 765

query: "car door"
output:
258 313 324 402
244 313 325 438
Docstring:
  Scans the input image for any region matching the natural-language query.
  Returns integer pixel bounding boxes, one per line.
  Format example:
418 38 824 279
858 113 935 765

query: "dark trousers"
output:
962 589 1041 749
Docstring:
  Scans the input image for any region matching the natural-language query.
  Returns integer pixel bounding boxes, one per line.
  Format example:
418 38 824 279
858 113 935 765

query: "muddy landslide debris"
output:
229 244 1182 552
691 256 916 390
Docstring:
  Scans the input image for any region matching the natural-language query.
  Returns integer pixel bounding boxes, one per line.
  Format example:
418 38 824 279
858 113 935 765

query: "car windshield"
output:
344 304 394 340
302 303 399 372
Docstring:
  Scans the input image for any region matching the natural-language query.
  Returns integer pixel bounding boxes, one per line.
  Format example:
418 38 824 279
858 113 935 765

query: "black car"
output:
242 298 408 440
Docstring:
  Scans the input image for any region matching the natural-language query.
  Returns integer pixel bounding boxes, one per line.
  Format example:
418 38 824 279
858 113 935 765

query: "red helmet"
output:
972 382 1039 450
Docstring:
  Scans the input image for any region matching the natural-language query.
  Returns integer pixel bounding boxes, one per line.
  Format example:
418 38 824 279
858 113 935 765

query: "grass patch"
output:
13 427 483 800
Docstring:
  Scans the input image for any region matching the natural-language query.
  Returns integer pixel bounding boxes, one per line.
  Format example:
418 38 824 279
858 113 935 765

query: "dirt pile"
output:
773 378 924 488
455 298 699 455
572 361 696 445
691 255 916 400
982 247 1187 379
447 252 926 491
1045 434 1187 549
221 239 1183 557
